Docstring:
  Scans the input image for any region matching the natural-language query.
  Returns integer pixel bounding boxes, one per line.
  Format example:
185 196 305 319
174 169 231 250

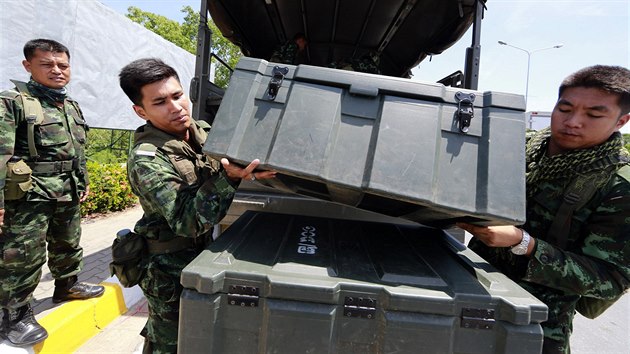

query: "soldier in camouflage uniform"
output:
350 51 381 74
270 32 308 65
458 65 630 354
0 39 104 347
329 51 381 74
119 58 275 354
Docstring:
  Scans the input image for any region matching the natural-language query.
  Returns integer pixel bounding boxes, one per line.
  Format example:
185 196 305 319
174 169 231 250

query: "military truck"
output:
179 1 546 353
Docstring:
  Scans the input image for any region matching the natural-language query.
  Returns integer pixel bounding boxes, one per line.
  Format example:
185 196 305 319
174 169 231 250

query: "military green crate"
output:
203 57 527 227
179 211 546 353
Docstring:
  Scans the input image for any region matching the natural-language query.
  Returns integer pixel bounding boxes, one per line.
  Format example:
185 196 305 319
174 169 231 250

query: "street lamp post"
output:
498 41 563 109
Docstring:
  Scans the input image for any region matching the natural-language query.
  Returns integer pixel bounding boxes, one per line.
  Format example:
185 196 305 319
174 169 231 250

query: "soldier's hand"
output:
0 208 4 234
80 185 90 203
221 158 276 182
456 223 522 248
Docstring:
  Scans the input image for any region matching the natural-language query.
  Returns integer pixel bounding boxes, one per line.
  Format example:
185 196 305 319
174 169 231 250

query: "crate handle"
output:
349 84 379 97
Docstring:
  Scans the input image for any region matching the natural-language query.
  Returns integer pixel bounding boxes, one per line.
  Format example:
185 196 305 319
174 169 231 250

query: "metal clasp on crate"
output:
455 92 475 133
343 296 377 319
267 66 289 100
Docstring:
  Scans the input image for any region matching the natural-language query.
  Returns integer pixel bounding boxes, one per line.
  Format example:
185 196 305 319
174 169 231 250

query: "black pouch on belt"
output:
110 229 148 288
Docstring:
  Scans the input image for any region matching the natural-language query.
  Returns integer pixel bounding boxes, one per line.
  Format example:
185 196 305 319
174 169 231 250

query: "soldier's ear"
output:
616 113 630 131
132 105 148 121
22 59 32 73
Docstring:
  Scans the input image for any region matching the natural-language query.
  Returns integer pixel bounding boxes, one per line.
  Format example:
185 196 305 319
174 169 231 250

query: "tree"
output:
126 6 241 88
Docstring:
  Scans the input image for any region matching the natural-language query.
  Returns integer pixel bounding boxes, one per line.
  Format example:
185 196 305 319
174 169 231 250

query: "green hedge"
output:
81 161 137 216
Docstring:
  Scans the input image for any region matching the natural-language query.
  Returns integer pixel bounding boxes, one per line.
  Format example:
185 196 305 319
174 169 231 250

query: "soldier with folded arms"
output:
0 38 104 347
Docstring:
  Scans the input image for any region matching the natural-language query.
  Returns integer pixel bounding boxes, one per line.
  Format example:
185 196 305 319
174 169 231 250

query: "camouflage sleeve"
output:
74 102 89 189
0 95 19 209
129 150 237 238
524 182 630 300
270 42 298 64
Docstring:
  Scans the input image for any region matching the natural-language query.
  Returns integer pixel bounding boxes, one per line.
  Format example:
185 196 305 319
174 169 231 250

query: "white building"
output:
526 111 551 131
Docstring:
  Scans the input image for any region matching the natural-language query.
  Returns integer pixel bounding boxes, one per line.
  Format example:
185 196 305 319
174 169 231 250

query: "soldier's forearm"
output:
524 239 629 297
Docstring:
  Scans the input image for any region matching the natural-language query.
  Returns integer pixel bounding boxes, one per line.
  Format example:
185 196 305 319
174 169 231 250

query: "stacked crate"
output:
178 58 546 354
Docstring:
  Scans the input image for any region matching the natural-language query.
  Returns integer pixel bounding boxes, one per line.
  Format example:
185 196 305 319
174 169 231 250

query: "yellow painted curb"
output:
33 283 127 354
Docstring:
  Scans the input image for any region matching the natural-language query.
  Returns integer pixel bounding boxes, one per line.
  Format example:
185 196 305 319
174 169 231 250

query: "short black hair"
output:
559 65 630 116
23 38 70 60
119 58 180 106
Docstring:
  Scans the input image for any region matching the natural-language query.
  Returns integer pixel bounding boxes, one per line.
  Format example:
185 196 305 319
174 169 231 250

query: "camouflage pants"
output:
0 200 83 309
140 248 200 354
542 320 572 354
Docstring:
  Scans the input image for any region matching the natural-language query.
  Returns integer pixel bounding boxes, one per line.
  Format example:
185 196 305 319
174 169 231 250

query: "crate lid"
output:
181 211 546 325
234 57 526 110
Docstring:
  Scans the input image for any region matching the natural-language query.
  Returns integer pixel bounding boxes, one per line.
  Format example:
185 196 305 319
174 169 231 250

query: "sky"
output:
99 0 629 129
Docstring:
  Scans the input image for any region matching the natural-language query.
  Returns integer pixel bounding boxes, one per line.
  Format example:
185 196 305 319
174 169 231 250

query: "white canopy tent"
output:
0 0 195 130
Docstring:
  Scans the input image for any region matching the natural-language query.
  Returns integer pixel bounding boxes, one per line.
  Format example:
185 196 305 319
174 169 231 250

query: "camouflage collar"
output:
26 78 67 103
525 127 629 188
134 120 208 157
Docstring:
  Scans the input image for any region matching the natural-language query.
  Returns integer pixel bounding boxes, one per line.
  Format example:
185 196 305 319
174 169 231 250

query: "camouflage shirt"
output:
128 120 238 241
270 41 305 65
470 131 630 351
0 83 89 208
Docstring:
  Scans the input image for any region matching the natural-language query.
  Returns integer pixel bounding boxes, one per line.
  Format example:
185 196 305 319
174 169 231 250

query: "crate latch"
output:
343 296 377 319
267 66 289 100
461 308 495 329
455 92 475 133
227 285 259 307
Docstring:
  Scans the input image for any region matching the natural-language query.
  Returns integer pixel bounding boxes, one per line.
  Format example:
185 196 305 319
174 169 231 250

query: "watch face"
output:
511 245 527 255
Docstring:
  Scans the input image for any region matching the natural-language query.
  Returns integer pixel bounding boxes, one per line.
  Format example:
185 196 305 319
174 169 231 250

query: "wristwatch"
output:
510 229 531 255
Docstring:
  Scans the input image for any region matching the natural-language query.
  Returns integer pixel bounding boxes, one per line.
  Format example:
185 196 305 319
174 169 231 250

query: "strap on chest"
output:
11 80 45 159
10 80 84 160
547 166 619 248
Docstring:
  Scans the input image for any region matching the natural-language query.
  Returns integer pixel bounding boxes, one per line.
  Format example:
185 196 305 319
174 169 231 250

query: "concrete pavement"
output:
0 204 628 353
572 295 629 354
74 297 146 354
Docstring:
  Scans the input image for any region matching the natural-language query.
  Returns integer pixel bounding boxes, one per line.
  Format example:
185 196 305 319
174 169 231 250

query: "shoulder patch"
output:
136 143 157 157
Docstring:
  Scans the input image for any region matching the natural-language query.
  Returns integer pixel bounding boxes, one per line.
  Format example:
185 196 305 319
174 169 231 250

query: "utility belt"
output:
110 229 210 288
146 235 208 255
4 157 82 201
26 158 80 175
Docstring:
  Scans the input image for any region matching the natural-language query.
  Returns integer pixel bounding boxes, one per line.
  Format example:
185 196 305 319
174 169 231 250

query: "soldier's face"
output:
133 77 192 137
548 87 629 156
22 49 71 89
296 37 307 51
